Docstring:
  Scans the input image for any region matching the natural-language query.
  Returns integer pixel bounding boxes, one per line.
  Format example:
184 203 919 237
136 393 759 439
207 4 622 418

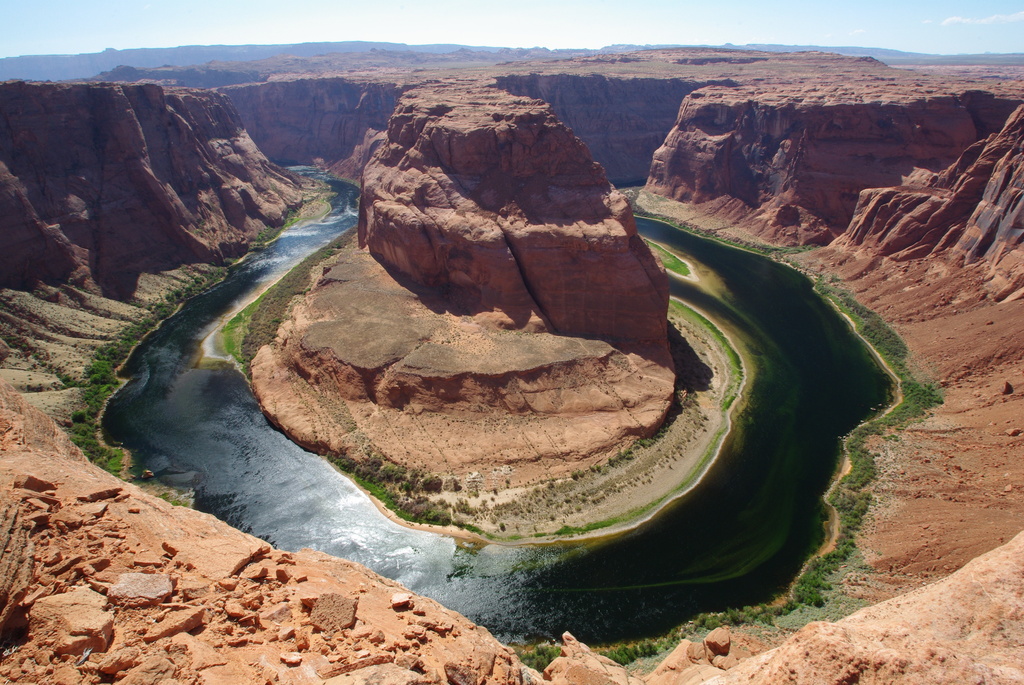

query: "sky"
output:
1 0 1022 59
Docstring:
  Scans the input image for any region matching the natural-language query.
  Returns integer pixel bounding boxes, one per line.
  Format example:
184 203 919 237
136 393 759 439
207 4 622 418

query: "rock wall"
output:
494 74 702 185
646 84 1023 245
359 83 670 343
223 78 402 179
0 81 305 300
838 104 1024 301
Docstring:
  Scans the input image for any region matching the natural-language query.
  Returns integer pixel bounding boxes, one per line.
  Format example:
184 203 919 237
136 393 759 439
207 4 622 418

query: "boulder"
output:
310 593 359 633
703 626 731 657
107 572 174 607
324 663 432 685
143 607 205 643
543 632 644 685
28 587 113 656
118 656 178 685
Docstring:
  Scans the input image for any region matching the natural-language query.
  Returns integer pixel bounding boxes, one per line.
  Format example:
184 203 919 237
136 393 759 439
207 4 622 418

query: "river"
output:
103 171 890 644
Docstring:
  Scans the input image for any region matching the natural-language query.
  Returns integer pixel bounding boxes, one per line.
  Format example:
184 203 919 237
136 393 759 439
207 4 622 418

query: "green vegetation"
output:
231 230 357 372
646 239 691 277
671 301 742 409
158 492 192 507
516 642 563 672
327 452 456 527
816 280 942 425
598 640 664 666
248 207 311 251
222 295 263 366
67 267 228 473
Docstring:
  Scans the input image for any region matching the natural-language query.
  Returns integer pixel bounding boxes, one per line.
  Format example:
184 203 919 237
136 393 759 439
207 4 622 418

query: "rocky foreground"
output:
0 378 525 684
2 374 1024 684
250 85 676 506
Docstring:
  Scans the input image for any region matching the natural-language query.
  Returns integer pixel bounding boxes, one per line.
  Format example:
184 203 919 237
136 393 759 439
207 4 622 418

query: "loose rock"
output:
107 572 174 607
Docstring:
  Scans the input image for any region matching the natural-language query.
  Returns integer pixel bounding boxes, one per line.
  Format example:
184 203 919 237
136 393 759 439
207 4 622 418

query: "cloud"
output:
922 19 933 24
942 10 1024 25
849 28 866 35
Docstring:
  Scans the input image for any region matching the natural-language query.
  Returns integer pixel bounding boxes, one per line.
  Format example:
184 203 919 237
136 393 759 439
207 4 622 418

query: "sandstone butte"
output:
250 84 676 492
2 377 1023 683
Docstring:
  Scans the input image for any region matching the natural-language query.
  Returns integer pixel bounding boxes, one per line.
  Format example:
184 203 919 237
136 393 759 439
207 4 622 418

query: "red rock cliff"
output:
222 78 402 179
494 74 703 185
645 57 1023 246
0 81 304 299
838 104 1024 301
359 83 670 344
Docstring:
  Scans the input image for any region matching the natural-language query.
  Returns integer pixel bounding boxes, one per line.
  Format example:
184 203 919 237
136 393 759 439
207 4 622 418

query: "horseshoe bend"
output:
1 39 1023 684
248 85 714 538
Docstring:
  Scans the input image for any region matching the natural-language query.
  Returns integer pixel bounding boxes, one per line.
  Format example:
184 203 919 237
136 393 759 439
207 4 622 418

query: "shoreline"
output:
811 296 905 558
198 199 334 368
105 191 333 477
627 202 906 570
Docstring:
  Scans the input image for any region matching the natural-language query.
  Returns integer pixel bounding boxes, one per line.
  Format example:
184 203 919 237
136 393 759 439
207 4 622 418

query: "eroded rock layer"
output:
252 84 674 484
645 56 1023 245
838 104 1024 301
0 81 305 299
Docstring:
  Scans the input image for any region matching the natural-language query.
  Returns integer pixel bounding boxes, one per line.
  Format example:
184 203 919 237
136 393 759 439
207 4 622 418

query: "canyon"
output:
1 44 1023 683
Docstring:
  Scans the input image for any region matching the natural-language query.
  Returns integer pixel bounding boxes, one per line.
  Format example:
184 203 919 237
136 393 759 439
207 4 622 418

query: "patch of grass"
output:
670 300 742 408
158 492 192 507
222 295 262 366
598 640 664 666
326 452 457 528
646 240 691 276
64 267 229 473
516 642 562 672
235 230 357 373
